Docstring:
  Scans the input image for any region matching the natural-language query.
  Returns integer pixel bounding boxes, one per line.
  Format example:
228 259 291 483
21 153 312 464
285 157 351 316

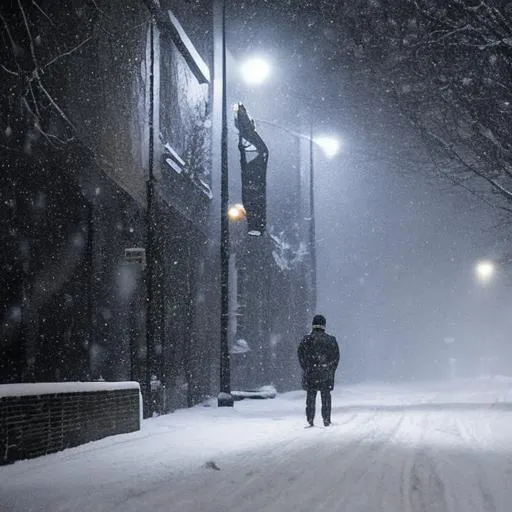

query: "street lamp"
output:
308 130 341 314
313 136 341 159
218 0 234 407
228 203 247 222
244 117 341 316
145 21 157 418
216 16 274 408
240 57 271 86
474 259 497 375
475 260 495 284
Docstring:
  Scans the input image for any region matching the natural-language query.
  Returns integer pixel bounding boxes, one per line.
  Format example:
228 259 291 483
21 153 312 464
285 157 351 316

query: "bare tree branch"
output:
0 11 23 74
31 0 54 26
44 37 92 69
17 0 40 77
37 82 76 131
1 64 18 76
26 82 41 119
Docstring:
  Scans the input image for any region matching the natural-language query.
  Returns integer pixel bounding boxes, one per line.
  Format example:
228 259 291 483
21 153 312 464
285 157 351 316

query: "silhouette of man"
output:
298 314 340 426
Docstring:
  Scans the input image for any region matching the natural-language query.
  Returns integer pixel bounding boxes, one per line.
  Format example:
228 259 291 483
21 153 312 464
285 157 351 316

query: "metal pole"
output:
309 123 317 315
145 21 156 417
218 0 233 407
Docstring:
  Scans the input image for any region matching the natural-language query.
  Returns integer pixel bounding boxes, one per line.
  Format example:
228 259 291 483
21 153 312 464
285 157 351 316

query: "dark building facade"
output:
0 0 218 412
1 0 311 411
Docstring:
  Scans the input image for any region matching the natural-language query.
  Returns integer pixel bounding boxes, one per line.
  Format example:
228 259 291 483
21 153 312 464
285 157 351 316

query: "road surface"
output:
1 378 512 511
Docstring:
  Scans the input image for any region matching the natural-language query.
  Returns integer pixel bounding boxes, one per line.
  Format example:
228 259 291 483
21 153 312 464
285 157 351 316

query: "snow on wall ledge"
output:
0 381 140 398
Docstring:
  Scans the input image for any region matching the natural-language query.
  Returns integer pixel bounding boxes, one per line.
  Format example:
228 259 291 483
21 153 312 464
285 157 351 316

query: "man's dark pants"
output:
306 388 331 424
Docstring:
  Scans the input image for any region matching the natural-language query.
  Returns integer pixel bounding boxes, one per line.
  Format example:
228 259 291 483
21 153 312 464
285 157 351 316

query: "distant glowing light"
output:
240 57 271 85
475 260 495 283
314 136 341 158
227 203 246 222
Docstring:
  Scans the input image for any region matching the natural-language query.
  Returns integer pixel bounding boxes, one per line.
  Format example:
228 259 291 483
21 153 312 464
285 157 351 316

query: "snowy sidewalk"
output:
1 377 512 511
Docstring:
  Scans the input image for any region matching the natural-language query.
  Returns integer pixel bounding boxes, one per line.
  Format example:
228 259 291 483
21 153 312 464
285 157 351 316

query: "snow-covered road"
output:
1 378 512 511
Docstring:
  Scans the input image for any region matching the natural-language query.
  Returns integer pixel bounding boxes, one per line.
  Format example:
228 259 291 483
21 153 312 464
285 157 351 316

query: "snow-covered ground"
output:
1 377 512 512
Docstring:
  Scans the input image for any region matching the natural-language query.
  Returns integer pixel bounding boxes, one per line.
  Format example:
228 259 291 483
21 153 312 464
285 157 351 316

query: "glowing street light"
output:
227 203 246 222
475 260 495 283
240 57 271 86
314 136 341 159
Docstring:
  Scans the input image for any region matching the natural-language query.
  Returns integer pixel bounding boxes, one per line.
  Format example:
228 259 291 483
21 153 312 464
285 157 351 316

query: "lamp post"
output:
145 20 157 418
249 116 340 315
218 0 234 407
308 132 340 314
473 259 497 375
308 127 316 315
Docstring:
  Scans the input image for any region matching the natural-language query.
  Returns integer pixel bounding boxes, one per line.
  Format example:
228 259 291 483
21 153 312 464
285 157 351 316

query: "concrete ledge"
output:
0 382 141 465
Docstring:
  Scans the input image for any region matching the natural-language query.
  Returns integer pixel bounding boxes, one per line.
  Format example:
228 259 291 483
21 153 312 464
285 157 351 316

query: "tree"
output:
326 0 512 213
0 1 97 154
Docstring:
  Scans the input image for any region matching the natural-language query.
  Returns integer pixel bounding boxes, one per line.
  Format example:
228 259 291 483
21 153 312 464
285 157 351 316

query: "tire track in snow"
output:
453 415 498 512
397 412 449 512
408 450 448 512
309 410 408 511
404 410 499 512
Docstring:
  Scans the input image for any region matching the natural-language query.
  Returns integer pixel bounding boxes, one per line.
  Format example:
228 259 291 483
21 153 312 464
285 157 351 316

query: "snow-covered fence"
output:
0 382 141 465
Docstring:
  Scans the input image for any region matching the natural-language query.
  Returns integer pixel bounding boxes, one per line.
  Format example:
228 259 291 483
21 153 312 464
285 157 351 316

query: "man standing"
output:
298 314 340 427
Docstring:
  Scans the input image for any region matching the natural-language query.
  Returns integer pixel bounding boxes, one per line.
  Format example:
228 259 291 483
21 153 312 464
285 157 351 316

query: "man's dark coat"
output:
298 330 340 391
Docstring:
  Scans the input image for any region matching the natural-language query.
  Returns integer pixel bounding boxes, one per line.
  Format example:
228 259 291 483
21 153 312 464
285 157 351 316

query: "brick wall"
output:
0 385 141 465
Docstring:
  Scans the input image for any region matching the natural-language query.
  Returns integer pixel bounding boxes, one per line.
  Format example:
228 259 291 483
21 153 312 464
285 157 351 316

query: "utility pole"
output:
309 123 317 315
218 0 233 407
145 21 157 417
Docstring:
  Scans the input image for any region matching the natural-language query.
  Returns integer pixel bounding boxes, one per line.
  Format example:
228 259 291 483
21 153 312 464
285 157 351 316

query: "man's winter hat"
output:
312 314 326 329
